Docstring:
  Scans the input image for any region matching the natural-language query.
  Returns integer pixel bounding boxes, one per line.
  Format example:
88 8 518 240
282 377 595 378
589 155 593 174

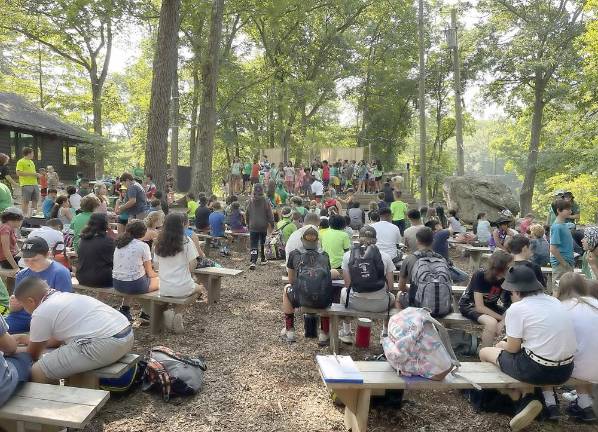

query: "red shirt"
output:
39 174 48 188
251 164 260 178
323 165 330 180
0 224 17 260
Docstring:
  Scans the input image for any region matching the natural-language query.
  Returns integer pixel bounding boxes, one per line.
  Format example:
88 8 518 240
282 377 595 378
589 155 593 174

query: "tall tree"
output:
145 0 181 193
191 0 225 193
476 0 586 214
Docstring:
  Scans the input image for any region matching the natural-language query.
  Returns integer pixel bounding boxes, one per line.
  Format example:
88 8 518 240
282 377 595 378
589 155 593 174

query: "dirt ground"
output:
86 246 598 432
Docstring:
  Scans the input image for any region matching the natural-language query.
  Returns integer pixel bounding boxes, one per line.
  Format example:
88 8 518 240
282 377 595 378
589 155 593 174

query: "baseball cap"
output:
501 265 544 293
301 226 319 250
359 226 377 241
21 237 49 258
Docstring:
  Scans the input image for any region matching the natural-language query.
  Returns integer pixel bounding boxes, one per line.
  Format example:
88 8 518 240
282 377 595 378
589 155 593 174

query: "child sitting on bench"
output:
479 265 576 431
15 277 133 383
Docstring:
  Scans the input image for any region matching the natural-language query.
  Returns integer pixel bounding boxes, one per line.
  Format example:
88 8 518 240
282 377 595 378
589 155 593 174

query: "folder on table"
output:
316 355 364 384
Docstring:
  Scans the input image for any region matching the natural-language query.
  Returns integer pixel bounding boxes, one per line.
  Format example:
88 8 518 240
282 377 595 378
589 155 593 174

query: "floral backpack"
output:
382 307 460 380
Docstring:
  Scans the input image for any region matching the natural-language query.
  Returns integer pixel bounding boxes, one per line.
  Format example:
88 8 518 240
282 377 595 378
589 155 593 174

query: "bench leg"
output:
330 315 340 354
469 252 481 272
150 302 167 335
207 276 222 305
66 373 100 389
5 420 65 432
334 388 371 432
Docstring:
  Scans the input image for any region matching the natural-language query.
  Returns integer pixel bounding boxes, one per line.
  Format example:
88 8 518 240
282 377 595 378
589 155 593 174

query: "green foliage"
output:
534 174 598 225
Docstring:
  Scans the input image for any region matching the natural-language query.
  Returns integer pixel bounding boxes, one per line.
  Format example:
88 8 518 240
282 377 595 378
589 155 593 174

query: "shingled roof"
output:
0 92 100 142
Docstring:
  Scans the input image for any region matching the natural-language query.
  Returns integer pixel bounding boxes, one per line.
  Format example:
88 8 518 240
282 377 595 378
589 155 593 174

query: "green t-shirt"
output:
72 211 92 252
277 218 297 243
390 200 408 221
321 228 351 269
188 201 199 218
0 278 8 310
16 158 37 186
0 183 12 212
295 206 307 216
243 163 252 175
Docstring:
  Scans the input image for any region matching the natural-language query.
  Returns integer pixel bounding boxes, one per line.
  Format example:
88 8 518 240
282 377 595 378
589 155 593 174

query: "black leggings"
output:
249 231 267 263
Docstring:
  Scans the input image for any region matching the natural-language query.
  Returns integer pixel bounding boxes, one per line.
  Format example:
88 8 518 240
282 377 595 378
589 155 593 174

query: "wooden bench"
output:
67 353 140 389
72 283 199 334
193 266 244 304
302 303 481 353
541 266 583 291
318 360 585 432
0 383 109 431
225 230 250 249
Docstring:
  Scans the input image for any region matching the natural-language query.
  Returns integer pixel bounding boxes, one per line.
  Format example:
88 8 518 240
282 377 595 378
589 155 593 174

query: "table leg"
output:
150 302 167 335
330 315 339 354
334 388 371 432
66 373 100 389
470 251 481 272
207 276 222 304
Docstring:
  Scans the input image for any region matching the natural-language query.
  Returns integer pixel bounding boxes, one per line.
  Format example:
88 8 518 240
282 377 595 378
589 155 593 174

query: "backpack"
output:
295 250 333 308
265 221 291 260
142 346 207 401
410 251 453 317
348 244 386 294
382 307 460 380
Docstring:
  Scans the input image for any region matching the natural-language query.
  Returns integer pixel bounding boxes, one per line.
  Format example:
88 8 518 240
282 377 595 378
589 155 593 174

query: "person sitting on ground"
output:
555 272 598 422
0 207 23 271
277 207 297 245
28 218 64 253
371 207 402 262
41 188 57 218
246 184 274 270
154 213 202 333
529 224 550 267
475 212 492 245
71 195 100 252
77 213 114 288
549 199 575 282
489 213 516 251
284 212 322 266
403 209 425 252
507 235 546 287
5 237 72 334
16 277 133 384
424 219 451 261
448 209 466 234
282 227 332 344
347 201 365 231
320 214 351 280
194 195 211 233
390 190 408 235
459 250 512 347
142 210 165 251
209 201 230 256
0 313 31 407
112 220 159 322
581 226 598 280
479 265 576 430
339 226 396 343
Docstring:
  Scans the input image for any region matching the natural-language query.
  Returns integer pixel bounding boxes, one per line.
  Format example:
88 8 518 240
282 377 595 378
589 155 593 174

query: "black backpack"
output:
348 244 386 293
295 250 333 308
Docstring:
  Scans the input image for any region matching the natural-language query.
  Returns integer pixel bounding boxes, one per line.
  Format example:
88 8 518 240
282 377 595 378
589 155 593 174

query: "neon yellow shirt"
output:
16 158 37 186
321 228 351 269
187 201 199 219
390 200 408 221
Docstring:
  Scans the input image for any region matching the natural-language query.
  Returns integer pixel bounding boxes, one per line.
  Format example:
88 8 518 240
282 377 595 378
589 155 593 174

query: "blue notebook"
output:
316 355 364 384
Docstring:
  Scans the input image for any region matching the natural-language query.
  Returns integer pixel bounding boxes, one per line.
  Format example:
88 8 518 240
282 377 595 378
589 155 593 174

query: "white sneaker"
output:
280 327 296 342
173 313 184 334
260 259 269 265
163 309 174 331
339 327 354 344
318 332 330 346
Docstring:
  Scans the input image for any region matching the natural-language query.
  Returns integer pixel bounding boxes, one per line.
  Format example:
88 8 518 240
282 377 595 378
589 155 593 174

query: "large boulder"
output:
443 175 520 224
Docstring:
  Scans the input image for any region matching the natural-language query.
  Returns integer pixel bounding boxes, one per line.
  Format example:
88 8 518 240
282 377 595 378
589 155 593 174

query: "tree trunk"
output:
519 74 545 215
189 59 200 165
145 0 180 193
89 81 103 179
170 52 180 191
191 0 225 194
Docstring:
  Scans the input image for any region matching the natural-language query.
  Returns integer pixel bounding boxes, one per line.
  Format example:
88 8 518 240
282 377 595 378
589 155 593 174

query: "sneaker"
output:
339 327 354 344
249 263 256 270
260 259 269 265
562 390 578 402
318 332 330 346
545 404 560 422
119 306 133 323
139 311 151 322
173 313 184 334
280 327 296 343
567 401 597 423
510 396 543 432
163 309 175 331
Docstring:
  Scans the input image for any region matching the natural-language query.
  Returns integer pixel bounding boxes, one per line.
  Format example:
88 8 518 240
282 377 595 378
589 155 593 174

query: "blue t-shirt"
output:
6 261 73 333
550 221 574 267
432 229 451 260
0 315 16 407
42 198 55 218
209 211 225 237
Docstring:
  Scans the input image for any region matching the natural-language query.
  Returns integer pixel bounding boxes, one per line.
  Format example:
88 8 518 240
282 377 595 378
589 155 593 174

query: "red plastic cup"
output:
320 316 330 334
355 318 372 348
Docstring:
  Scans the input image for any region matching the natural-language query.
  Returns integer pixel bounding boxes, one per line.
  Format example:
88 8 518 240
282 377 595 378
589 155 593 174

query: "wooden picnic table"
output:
462 244 492 272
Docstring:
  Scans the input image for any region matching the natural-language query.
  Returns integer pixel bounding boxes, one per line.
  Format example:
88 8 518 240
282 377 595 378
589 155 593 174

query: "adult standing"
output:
15 147 40 217
230 158 243 194
0 153 18 194
246 183 274 270
118 173 149 220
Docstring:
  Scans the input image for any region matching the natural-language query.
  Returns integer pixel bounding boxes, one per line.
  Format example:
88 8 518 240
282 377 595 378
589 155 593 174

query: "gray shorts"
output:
21 185 40 202
340 287 395 313
38 330 134 380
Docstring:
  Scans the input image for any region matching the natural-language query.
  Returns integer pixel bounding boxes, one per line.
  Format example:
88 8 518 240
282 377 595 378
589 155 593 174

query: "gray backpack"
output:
411 251 453 317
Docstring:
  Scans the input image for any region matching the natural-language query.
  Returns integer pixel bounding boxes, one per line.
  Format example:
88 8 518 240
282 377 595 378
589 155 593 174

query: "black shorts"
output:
286 285 301 308
460 302 505 322
242 174 250 182
498 350 573 386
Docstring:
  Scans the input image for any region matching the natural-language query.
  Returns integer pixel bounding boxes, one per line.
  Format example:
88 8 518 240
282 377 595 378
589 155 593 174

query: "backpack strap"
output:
145 358 172 401
152 346 207 370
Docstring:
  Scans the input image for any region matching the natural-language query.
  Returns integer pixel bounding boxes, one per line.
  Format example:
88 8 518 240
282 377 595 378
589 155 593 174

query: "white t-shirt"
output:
505 293 576 361
476 220 491 243
311 180 324 196
30 292 130 344
154 239 198 297
28 226 64 251
285 224 321 265
403 224 425 252
370 221 402 259
448 216 466 233
283 167 295 179
341 248 394 299
69 194 81 211
562 297 598 383
112 239 151 281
